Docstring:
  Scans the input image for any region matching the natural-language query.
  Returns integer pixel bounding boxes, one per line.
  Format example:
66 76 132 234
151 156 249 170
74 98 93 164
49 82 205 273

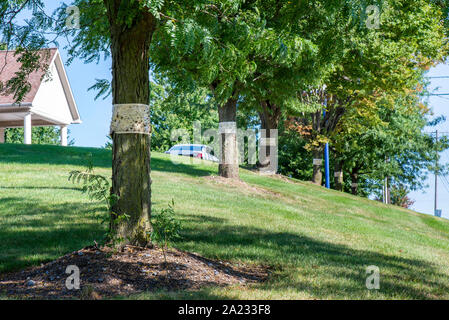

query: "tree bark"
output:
218 98 239 179
258 100 280 173
351 169 359 195
105 2 157 246
312 148 323 185
334 160 344 191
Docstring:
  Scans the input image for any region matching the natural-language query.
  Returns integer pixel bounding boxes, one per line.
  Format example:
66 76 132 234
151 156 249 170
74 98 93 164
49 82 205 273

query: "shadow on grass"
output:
0 144 215 177
0 144 111 168
0 197 107 273
152 157 215 177
178 221 449 299
0 186 81 191
2 179 447 299
2 194 447 299
180 214 227 224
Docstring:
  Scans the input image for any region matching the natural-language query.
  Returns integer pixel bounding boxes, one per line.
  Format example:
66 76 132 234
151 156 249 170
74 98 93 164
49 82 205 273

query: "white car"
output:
165 144 219 162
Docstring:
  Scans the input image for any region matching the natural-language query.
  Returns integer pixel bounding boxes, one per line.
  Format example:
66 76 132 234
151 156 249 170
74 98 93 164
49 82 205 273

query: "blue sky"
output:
17 1 449 219
61 51 112 148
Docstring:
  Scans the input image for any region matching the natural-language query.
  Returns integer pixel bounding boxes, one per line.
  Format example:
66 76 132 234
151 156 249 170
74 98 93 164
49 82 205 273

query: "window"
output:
170 146 182 152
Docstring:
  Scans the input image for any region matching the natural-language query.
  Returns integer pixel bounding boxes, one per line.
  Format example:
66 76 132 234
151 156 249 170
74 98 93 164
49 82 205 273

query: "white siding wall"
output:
32 61 73 125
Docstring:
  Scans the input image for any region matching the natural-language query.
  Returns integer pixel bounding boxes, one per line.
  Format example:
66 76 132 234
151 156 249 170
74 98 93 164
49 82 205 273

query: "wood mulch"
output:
0 245 269 300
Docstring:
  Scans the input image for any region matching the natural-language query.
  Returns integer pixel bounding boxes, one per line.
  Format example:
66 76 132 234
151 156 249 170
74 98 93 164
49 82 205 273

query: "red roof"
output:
0 48 58 105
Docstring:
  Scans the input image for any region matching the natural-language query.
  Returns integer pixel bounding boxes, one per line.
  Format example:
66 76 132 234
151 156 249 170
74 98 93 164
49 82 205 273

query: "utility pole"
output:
383 158 390 204
434 130 439 216
323 105 330 189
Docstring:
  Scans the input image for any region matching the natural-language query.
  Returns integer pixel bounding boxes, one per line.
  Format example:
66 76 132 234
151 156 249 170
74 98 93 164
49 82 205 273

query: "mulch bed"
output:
0 245 269 300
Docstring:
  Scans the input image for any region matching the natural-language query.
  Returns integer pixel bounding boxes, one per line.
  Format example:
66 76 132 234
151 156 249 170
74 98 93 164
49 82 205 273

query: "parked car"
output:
165 144 219 162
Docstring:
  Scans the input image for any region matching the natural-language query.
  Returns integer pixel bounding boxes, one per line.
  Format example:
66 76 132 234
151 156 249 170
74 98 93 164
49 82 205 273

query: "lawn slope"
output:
1 144 449 299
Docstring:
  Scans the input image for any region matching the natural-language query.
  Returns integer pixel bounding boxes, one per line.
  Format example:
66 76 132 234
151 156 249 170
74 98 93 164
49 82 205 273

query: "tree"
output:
78 1 260 179
333 91 449 198
2 0 223 246
149 76 218 152
288 0 449 186
239 1 361 172
153 0 357 177
3 0 447 246
151 3 264 179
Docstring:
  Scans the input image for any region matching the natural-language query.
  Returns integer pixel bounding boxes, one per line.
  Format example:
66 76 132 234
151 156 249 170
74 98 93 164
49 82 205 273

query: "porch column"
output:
0 128 5 143
60 125 68 146
24 113 32 145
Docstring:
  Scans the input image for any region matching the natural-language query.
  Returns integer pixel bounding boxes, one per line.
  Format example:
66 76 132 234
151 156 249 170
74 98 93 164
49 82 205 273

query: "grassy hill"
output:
1 143 449 299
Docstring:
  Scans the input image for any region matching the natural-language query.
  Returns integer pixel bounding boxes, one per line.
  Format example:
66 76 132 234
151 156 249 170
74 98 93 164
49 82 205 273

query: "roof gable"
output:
0 48 57 105
0 48 80 124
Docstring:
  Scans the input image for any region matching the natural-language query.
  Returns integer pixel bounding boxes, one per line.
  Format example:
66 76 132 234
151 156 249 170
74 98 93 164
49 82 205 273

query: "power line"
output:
440 174 449 189
440 174 449 195
441 176 449 192
424 132 449 136
434 95 449 101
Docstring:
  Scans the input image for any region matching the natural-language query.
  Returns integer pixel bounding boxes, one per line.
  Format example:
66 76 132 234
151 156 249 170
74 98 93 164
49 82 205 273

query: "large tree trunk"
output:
258 100 280 174
218 98 239 179
334 160 344 191
106 3 157 247
312 148 323 185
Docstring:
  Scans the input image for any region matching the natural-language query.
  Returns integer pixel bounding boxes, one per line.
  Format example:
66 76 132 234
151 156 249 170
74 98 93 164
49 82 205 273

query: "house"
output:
0 48 81 146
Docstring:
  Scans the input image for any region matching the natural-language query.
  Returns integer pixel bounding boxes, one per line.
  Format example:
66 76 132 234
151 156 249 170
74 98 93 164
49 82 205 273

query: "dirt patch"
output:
204 175 280 197
0 245 269 300
270 174 297 184
246 169 299 184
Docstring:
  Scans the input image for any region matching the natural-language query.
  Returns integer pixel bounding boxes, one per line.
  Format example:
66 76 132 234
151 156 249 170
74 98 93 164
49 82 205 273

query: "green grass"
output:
1 143 449 299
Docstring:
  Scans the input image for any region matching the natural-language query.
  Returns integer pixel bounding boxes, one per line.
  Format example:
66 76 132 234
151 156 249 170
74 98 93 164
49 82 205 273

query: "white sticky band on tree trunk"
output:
334 171 342 178
313 159 323 165
219 122 237 134
260 138 277 146
110 104 151 135
352 183 358 188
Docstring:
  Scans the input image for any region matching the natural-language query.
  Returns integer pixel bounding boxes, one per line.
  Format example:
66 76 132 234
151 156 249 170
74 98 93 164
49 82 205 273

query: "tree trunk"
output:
334 160 344 191
351 169 359 195
106 3 157 247
312 148 323 185
258 100 280 174
218 98 239 179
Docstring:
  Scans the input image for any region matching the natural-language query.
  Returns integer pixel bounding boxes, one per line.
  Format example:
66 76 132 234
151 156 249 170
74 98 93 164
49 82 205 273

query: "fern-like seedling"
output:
68 170 111 203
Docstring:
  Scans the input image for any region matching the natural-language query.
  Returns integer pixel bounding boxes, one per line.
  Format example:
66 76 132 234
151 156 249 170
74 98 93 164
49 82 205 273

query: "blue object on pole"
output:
324 143 330 189
323 109 330 189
